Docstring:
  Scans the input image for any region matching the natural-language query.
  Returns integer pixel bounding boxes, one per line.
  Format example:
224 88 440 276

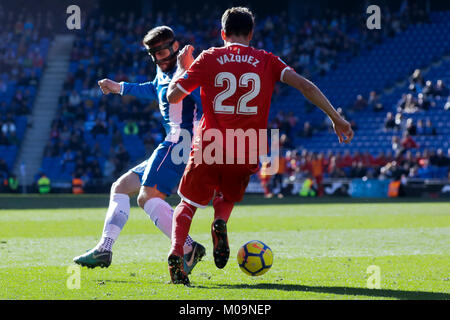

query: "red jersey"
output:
176 43 292 160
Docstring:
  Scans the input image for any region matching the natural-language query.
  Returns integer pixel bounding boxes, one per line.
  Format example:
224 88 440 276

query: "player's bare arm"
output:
167 45 195 104
282 69 354 144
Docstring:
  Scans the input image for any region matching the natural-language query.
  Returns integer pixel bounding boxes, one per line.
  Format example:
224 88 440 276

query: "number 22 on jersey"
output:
213 72 260 115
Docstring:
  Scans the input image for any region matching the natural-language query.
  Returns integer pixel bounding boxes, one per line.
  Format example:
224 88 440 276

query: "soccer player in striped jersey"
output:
73 26 206 275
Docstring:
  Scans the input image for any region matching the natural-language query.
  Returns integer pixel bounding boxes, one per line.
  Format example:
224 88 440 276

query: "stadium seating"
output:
35 7 450 186
0 19 52 175
273 11 450 161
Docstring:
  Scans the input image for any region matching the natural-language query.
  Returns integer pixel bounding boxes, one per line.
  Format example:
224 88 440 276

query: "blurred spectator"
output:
350 161 367 178
124 120 139 136
279 133 293 150
114 143 130 176
37 173 51 194
424 119 437 135
340 150 353 168
416 93 434 111
103 156 116 180
409 69 424 92
353 94 367 111
310 153 324 196
400 132 419 153
416 119 425 135
434 80 449 98
405 118 417 136
422 80 435 97
287 112 298 129
1 120 16 136
60 149 74 171
444 97 450 111
416 159 435 179
68 90 82 107
91 119 108 137
0 159 9 179
327 156 346 178
72 174 84 194
430 149 450 167
300 121 314 138
394 112 405 131
373 151 388 167
380 161 408 180
384 112 396 130
391 136 401 156
271 155 286 198
5 173 19 193
403 94 418 113
362 151 374 167
258 160 273 198
368 91 383 112
396 94 407 110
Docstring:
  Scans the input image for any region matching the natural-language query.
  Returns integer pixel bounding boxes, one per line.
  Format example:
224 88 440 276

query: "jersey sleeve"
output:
120 80 158 101
269 53 293 83
175 51 206 94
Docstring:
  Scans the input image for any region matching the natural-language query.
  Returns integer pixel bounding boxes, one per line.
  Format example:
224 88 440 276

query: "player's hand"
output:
98 79 121 95
333 117 354 144
177 45 195 70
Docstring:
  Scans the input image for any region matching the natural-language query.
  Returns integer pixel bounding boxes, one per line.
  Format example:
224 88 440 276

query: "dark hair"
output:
221 7 255 37
143 26 175 48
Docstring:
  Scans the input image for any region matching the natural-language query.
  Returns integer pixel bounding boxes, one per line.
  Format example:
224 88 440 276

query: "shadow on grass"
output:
194 283 450 300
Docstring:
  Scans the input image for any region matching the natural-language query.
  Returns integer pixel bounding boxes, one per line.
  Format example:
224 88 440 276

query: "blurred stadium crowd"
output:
0 1 449 194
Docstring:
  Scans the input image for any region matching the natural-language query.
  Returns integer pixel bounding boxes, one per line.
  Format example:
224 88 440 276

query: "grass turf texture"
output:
0 196 449 300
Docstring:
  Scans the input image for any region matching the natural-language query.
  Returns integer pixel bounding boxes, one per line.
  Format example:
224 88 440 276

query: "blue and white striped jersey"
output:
120 65 202 143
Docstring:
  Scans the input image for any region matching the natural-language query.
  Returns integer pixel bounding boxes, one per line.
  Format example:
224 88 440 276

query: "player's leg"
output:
73 170 140 268
136 185 173 240
211 164 259 269
210 192 234 269
137 141 205 274
167 200 198 285
96 171 140 251
169 160 217 283
213 192 234 223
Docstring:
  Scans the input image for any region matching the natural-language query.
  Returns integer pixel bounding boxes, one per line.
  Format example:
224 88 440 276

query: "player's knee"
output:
111 179 127 194
180 200 196 212
137 192 148 209
110 181 119 194
137 187 165 208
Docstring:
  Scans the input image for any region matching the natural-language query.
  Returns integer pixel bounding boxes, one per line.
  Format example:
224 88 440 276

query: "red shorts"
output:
178 156 259 208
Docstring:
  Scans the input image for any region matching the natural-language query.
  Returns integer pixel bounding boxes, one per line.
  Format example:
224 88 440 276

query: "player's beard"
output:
158 56 177 73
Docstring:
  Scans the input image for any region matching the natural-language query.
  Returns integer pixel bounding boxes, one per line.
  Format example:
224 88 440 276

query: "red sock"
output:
213 194 234 223
170 201 197 257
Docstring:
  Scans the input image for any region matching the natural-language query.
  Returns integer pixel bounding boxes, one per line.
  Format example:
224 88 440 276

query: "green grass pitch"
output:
0 196 449 300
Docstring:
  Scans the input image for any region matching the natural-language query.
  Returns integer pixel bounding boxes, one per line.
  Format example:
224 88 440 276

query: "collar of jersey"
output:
157 65 177 76
226 42 249 47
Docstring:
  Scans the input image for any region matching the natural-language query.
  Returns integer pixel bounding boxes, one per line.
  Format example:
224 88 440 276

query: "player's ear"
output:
221 29 226 41
248 30 254 42
173 40 180 52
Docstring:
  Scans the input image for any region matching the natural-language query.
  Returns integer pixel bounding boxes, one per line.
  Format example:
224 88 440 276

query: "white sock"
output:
96 193 130 252
143 198 194 254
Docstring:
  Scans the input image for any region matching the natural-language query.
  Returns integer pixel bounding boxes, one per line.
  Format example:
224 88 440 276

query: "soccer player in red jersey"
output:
166 7 354 285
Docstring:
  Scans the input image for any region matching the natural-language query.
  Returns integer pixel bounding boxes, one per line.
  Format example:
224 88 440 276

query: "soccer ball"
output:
237 240 273 276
